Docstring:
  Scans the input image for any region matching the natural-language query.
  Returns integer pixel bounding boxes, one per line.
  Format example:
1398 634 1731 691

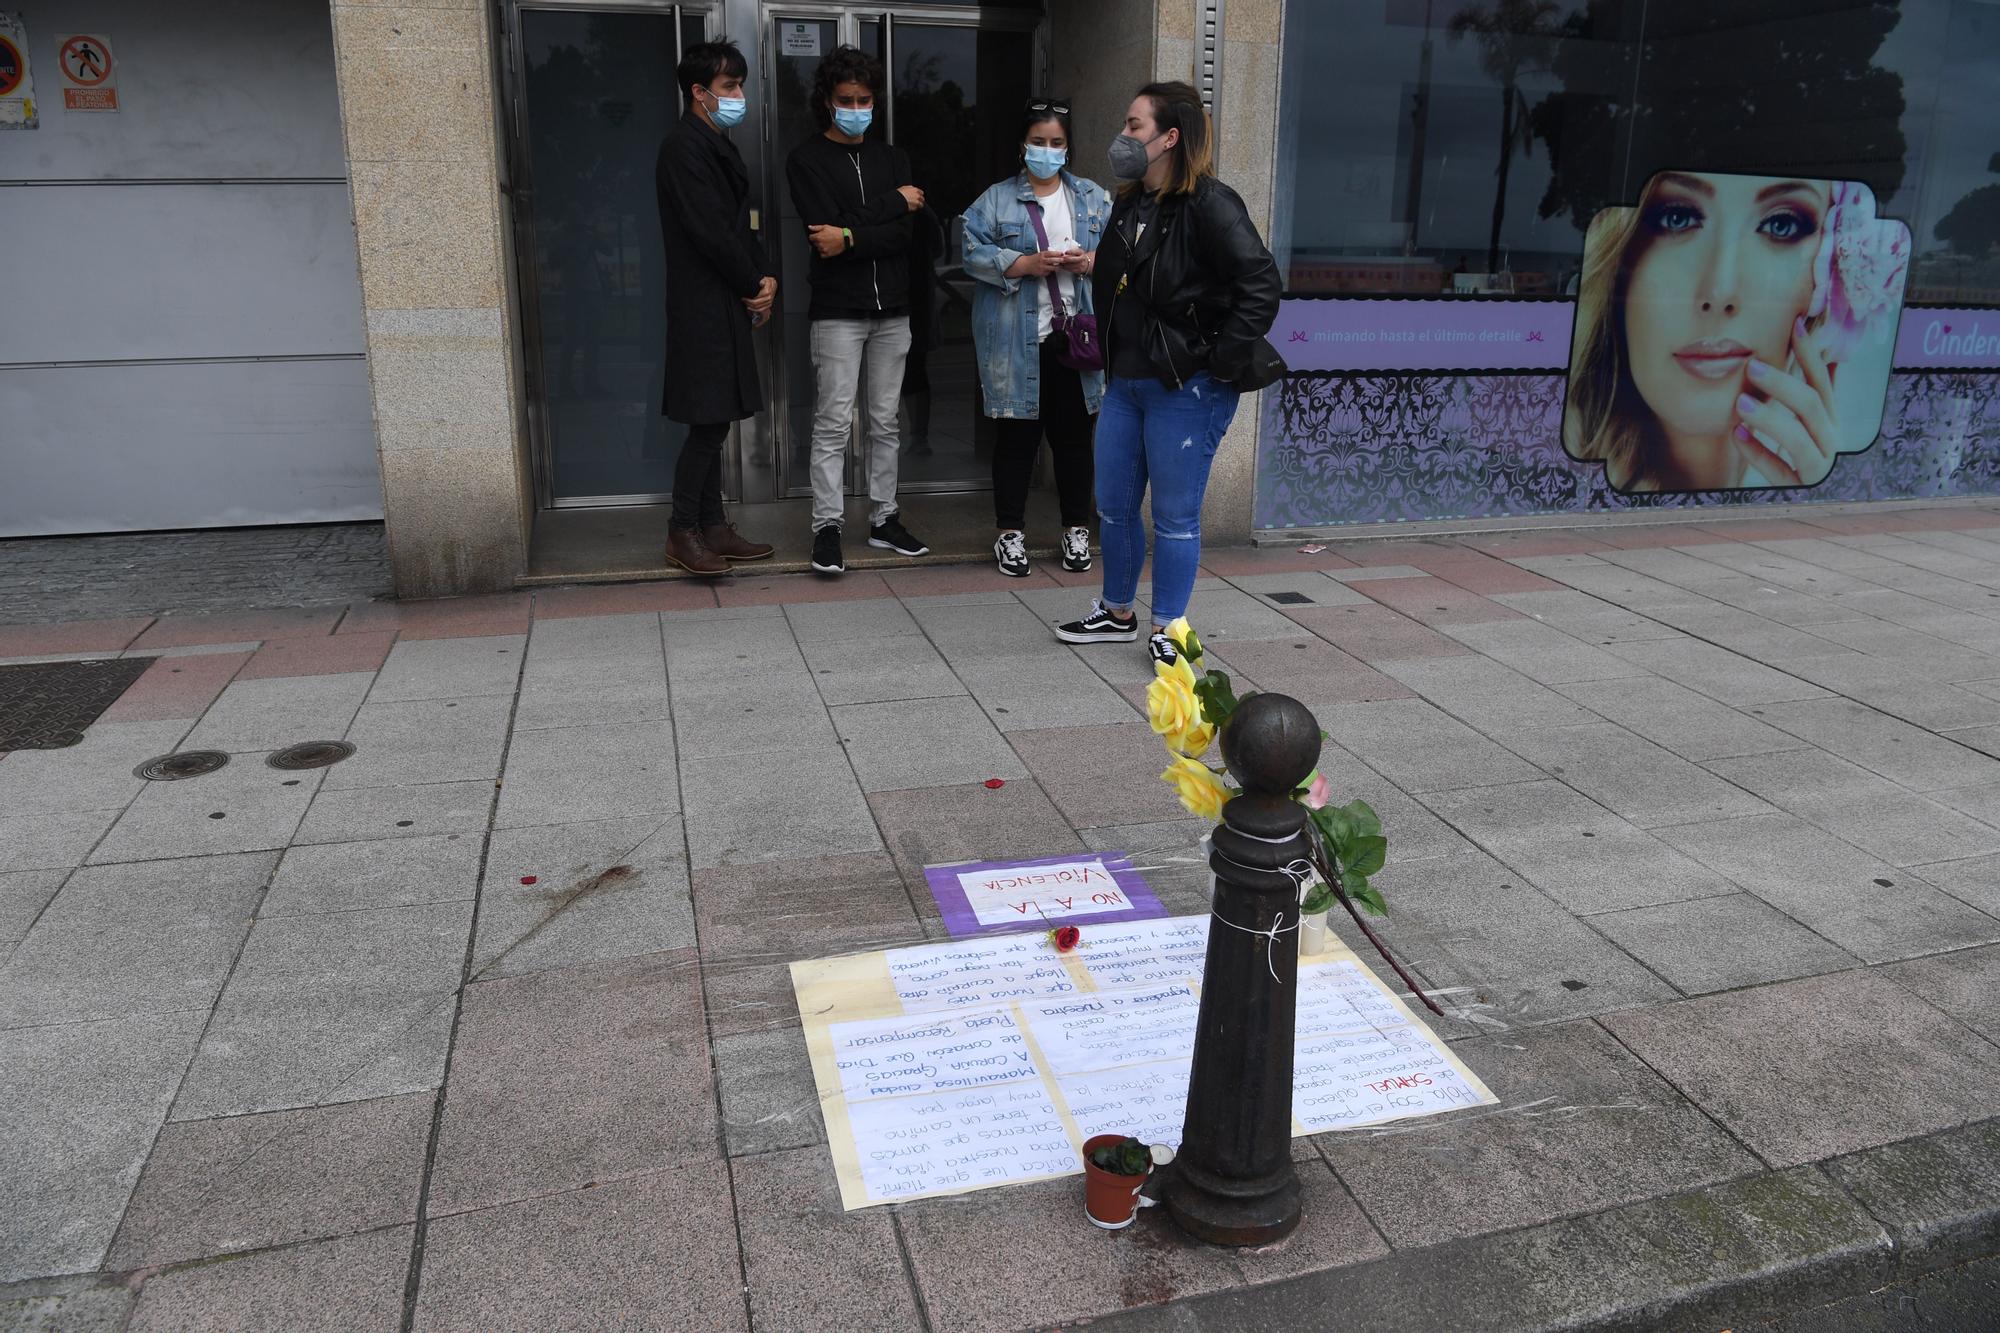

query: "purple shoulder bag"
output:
1026 191 1103 373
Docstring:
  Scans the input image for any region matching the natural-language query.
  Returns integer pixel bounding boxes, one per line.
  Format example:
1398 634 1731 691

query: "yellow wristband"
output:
842 227 853 251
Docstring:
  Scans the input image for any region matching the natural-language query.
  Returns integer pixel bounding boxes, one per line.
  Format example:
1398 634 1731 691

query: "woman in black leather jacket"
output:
1054 81 1281 665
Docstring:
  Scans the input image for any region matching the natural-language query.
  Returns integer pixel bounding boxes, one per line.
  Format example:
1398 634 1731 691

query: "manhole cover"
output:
136 750 231 781
1266 591 1316 605
0 657 156 750
268 740 356 770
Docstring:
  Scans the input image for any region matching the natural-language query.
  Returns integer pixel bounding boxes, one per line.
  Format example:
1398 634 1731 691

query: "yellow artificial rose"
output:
1164 616 1200 662
1146 671 1213 757
1162 754 1232 821
1153 649 1196 688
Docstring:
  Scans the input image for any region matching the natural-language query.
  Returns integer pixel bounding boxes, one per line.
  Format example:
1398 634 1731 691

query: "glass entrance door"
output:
508 3 708 506
763 7 1040 499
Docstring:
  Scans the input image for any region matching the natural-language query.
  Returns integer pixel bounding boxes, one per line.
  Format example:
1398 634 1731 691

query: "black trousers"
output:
670 421 730 532
993 337 1095 530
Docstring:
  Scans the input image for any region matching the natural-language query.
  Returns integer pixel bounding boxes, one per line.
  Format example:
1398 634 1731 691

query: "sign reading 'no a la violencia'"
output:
56 32 116 111
0 13 36 128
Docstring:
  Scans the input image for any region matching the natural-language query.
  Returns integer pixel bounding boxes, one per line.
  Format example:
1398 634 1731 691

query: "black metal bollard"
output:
1161 691 1321 1246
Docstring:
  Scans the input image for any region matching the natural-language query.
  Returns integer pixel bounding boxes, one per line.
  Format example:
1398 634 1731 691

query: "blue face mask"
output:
704 89 746 129
1023 145 1067 180
832 105 873 137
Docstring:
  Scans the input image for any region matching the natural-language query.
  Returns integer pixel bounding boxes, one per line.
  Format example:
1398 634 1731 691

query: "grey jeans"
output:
809 315 912 530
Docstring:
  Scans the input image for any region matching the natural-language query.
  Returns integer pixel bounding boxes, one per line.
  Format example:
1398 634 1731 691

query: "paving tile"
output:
88 761 322 864
948 647 1138 733
0 807 120 872
1946 723 2000 757
367 634 524 703
1197 544 1358 575
293 780 495 845
1704 749 2000 868
868 779 1085 898
1317 1020 1757 1249
1603 969 2000 1168
1501 722 1777 830
472 817 692 981
1655 814 2000 965
672 680 836 760
1438 618 1642 685
1600 637 1830 706
0 617 152 657
263 833 482 917
1215 570 1374 606
0 868 66 942
1368 848 1679 1026
731 1148 921 1333
533 580 716 617
781 595 919 642
1748 697 2000 791
412 1164 746 1333
718 570 894 606
1459 529 1614 557
427 952 717 1215
493 720 678 827
337 593 532 641
1794 618 2000 684
98 651 250 723
2 1276 139 1330
1822 1118 2000 1275
326 696 512 790
1589 894 1860 995
172 900 470 1120
0 1011 206 1282
1556 676 1805 762
1279 603 1472 662
1376 655 1599 734
182 673 373 754
1420 780 1730 915
1305 741 1481 864
106 1094 432 1268
1416 555 1568 595
130 608 342 651
831 696 1027 792
692 851 922 963
0 720 192 817
1489 589 1685 644
1908 851 2000 917
1352 576 1526 628
522 611 664 663
1079 819 1213 914
0 853 272 1027
238 631 398 681
801 634 965 706
702 955 802 1040
1215 637 1415 707
714 1027 824 1156
1010 722 1192 827
1313 699 1543 794
1136 583 1312 642
125 1225 413 1333
1881 943 2000 1044
680 742 881 868
513 658 673 731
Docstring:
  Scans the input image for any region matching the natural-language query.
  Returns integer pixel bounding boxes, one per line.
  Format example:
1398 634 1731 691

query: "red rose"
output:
1052 925 1081 952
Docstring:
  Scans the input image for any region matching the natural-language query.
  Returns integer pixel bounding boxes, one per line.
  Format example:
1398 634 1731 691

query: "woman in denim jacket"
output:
962 99 1110 578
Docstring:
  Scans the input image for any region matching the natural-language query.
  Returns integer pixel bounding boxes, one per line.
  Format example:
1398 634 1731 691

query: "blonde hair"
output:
1120 81 1215 199
1564 197 1656 490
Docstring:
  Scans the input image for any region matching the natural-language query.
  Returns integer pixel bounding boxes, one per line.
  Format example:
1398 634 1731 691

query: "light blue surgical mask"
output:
1023 145 1067 180
704 89 746 129
832 105 873 137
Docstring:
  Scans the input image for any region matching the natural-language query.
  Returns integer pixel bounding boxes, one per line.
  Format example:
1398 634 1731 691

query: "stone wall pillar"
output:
329 0 531 599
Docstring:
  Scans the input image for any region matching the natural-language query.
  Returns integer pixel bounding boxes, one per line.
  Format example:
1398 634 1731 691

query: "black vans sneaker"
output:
810 526 844 575
868 516 930 557
994 530 1030 578
1061 527 1093 572
1149 632 1181 669
1055 600 1139 645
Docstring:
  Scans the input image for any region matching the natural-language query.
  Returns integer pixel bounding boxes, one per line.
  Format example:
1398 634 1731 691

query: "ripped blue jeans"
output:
1095 371 1240 623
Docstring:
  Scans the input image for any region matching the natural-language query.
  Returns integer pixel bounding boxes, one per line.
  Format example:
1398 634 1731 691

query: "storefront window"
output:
1273 0 2000 306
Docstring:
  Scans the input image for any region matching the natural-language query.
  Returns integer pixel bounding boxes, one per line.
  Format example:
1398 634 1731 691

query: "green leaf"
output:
1340 799 1382 838
1344 834 1387 878
1350 882 1389 917
1181 626 1204 662
1300 881 1335 914
1311 803 1353 848
1192 670 1239 727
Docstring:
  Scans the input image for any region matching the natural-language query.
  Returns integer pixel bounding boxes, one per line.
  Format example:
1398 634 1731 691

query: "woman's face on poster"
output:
1622 172 1830 442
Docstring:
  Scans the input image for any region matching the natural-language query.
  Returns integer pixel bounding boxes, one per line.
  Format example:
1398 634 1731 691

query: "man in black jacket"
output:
785 45 930 574
656 40 776 576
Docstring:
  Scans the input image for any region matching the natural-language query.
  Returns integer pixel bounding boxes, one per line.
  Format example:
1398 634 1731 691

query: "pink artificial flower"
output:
1807 181 1909 362
1303 772 1332 809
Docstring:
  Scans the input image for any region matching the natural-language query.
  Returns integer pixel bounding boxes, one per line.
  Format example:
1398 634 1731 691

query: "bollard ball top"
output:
1219 693 1320 797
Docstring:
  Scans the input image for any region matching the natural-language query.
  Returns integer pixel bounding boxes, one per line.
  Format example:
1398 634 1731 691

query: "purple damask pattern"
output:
1255 370 2000 529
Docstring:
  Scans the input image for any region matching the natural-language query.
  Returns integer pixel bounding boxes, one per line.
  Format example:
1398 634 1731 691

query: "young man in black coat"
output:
656 40 777 576
785 45 930 575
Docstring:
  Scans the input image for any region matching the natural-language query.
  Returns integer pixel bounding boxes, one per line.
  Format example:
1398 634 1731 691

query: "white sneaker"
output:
994 530 1030 578
1061 527 1093 572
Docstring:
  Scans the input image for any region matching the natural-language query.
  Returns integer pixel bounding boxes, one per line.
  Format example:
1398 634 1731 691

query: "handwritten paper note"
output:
793 914 1497 1210
922 852 1166 938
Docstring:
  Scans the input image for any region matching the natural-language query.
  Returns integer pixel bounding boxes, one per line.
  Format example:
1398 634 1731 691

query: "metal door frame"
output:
498 0 718 510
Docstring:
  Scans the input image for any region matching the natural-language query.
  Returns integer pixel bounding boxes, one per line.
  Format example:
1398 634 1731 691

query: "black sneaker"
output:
810 526 844 575
1149 632 1181 669
1061 526 1093 572
1055 600 1139 645
868 516 930 557
994 530 1030 578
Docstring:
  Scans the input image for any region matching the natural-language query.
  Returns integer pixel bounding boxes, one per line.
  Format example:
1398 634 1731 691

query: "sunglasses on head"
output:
1026 97 1070 115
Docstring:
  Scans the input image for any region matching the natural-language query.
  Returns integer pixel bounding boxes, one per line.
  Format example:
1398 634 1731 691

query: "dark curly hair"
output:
811 45 883 132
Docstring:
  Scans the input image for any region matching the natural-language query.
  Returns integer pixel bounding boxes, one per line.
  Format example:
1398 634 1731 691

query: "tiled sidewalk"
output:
7 505 2000 1330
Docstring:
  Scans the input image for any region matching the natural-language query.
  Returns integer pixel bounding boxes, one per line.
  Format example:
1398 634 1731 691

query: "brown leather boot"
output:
703 522 774 561
665 526 730 577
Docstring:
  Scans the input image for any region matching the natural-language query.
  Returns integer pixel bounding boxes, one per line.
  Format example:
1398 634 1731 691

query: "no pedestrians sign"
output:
57 33 117 112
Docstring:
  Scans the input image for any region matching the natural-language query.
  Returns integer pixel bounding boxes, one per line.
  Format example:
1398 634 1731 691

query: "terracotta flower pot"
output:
1082 1134 1150 1230
1299 908 1330 956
